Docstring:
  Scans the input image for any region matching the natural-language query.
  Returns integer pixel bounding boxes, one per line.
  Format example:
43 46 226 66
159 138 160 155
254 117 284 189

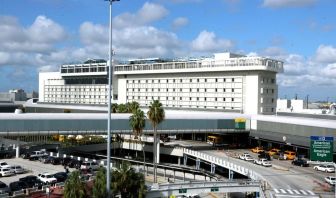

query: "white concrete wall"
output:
244 75 259 114
291 99 303 111
277 99 290 111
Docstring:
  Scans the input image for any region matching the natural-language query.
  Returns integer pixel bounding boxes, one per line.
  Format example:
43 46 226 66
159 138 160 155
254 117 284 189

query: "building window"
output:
205 79 207 82
190 79 192 82
271 79 275 84
232 98 234 102
215 88 218 92
173 79 176 83
205 88 207 92
205 97 207 101
272 98 274 103
272 89 274 93
152 80 154 83
232 78 234 82
197 79 199 82
132 88 134 92
223 98 226 101
232 88 234 92
138 80 140 83
180 97 182 100
145 96 148 99
173 97 175 100
126 88 128 92
146 80 148 83
166 79 168 83
133 80 135 83
189 97 192 101
215 78 218 82
190 88 192 92
180 79 182 83
167 88 169 92
180 88 182 92
166 97 168 100
215 98 217 101
138 96 140 99
158 88 160 92
197 88 199 92
138 89 140 92
152 88 154 91
126 80 129 83
173 88 175 92
224 78 226 82
223 88 226 92
197 97 199 101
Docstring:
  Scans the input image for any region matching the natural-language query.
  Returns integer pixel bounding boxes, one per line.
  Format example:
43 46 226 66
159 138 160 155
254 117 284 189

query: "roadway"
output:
200 149 335 198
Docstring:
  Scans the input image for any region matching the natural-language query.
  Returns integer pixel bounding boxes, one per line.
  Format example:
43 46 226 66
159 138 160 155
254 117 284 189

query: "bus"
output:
207 135 223 146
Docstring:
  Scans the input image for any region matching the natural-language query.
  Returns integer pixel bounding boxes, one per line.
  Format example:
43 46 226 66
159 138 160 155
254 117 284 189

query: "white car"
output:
239 153 254 161
254 158 272 167
37 173 57 184
0 162 10 169
0 168 14 177
10 165 25 174
324 176 336 185
80 161 99 171
313 164 335 173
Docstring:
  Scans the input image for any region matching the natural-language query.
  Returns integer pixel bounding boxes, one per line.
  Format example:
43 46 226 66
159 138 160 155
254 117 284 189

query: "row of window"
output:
127 102 240 110
127 88 238 93
261 88 275 94
45 95 107 99
127 77 239 84
261 77 275 84
46 88 107 92
127 95 239 102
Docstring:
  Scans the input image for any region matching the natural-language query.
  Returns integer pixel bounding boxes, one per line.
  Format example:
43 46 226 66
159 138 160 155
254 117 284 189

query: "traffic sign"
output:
211 187 219 192
310 136 334 162
179 189 187 193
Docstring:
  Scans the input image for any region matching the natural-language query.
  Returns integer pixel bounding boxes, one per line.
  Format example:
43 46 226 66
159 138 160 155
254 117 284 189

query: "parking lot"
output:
0 157 75 186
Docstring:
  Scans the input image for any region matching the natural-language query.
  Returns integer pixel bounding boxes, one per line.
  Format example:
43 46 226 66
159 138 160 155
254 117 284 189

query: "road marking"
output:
307 190 315 195
287 189 294 194
299 190 308 195
280 189 286 193
274 189 280 193
293 189 300 194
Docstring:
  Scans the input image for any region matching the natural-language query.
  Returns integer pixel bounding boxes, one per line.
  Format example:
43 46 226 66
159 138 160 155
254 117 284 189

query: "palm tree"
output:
64 170 86 198
111 103 118 113
117 103 127 113
128 101 140 113
129 108 146 173
92 167 107 198
147 100 165 183
111 161 146 198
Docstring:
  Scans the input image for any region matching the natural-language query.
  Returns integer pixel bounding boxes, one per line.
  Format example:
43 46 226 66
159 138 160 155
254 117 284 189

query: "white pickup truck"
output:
254 158 272 167
239 153 254 161
29 151 48 161
38 173 57 184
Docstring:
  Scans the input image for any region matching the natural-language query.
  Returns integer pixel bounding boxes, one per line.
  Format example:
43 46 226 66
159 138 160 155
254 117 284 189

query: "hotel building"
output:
39 52 283 114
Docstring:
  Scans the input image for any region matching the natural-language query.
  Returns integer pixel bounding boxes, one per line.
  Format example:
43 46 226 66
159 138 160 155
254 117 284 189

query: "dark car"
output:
258 151 271 161
68 159 82 169
19 175 43 189
61 157 72 166
43 156 55 164
9 181 29 192
292 158 309 167
51 157 62 165
53 172 68 183
38 155 49 163
0 181 10 194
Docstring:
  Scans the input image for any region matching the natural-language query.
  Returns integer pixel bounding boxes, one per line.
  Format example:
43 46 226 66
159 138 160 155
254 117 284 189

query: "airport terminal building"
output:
39 52 283 115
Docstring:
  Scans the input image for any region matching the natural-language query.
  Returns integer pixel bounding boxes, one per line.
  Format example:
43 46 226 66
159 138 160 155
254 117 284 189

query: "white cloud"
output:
321 63 336 78
262 0 317 8
113 2 168 28
191 30 234 52
172 17 189 30
315 45 336 63
0 15 66 53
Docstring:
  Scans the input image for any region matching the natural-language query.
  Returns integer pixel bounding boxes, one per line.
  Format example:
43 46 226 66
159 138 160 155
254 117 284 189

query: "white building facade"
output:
39 53 283 115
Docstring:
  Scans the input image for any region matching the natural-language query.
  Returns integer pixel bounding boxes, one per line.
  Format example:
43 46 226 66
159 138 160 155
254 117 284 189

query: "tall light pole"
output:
105 0 119 197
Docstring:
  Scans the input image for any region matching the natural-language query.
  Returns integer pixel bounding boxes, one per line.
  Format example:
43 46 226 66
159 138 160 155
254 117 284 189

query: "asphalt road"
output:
201 149 335 197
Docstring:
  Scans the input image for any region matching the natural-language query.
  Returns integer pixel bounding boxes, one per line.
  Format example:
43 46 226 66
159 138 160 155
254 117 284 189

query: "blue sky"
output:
0 0 336 101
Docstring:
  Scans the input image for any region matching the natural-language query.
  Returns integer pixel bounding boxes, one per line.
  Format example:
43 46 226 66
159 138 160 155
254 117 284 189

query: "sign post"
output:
310 136 334 162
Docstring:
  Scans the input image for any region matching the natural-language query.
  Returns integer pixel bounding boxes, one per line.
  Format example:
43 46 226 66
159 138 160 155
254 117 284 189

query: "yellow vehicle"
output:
251 147 264 153
267 148 281 156
284 151 296 160
207 135 223 146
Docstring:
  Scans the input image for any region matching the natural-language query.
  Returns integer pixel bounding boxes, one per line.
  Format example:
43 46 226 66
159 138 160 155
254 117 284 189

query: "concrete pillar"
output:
156 137 160 163
178 157 181 165
16 146 20 158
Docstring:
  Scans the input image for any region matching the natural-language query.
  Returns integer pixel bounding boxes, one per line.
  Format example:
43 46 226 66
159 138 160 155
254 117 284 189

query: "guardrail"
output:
183 148 260 180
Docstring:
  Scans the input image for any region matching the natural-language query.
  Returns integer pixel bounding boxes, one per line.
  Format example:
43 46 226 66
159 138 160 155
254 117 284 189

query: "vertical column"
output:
15 137 20 158
156 137 160 163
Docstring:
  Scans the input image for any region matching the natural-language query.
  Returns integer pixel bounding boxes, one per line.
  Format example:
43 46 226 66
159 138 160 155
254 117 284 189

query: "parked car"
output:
53 172 68 183
0 168 14 177
51 157 62 165
239 153 254 161
68 159 82 169
324 176 336 185
254 158 272 167
258 151 271 161
291 158 309 167
10 165 24 174
37 173 57 184
0 161 10 168
80 161 99 171
251 147 264 153
38 155 49 163
43 156 55 164
267 148 281 156
313 164 335 173
0 181 10 194
284 151 296 160
61 157 72 166
9 181 29 193
19 175 43 188
272 152 287 160
29 151 48 161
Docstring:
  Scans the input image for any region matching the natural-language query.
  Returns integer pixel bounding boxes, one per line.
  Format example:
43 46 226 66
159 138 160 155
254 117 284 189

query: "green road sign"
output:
310 136 334 162
211 187 219 192
179 189 187 193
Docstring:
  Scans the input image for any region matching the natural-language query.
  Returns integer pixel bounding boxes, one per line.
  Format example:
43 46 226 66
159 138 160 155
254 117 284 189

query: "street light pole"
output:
105 0 119 197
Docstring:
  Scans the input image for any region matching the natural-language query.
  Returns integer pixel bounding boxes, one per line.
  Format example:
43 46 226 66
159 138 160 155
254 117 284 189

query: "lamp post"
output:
105 0 119 197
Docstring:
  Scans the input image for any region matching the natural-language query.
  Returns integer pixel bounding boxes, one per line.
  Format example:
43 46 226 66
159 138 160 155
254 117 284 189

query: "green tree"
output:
64 170 86 198
111 161 146 198
92 167 107 198
117 104 127 113
129 108 146 172
147 100 165 183
128 101 140 113
111 103 118 113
